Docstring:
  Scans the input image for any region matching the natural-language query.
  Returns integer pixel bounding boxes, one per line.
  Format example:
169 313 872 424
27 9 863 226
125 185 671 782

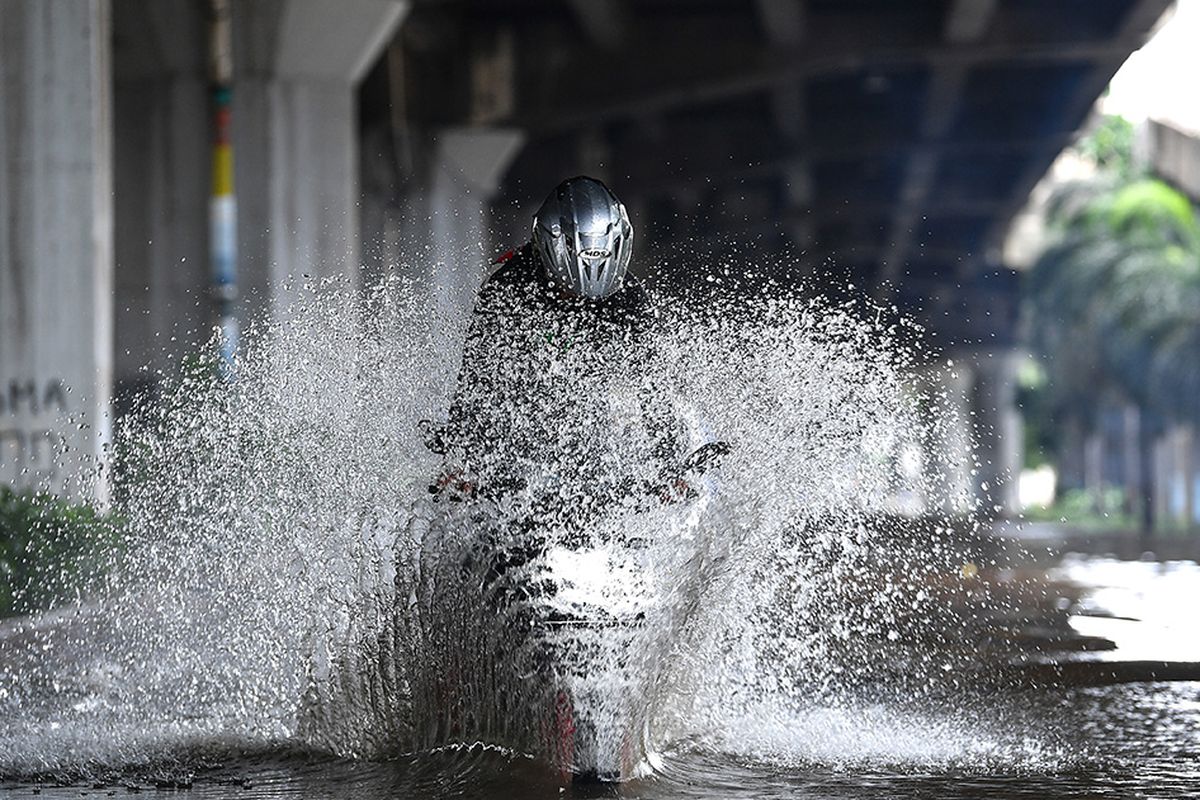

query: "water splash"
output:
0 270 1001 781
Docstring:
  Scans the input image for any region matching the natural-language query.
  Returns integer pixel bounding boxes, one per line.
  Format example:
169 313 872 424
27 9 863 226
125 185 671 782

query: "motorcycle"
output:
410 419 730 782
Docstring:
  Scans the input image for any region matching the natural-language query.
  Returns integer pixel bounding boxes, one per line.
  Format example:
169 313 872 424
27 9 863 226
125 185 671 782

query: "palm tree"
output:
1027 127 1200 532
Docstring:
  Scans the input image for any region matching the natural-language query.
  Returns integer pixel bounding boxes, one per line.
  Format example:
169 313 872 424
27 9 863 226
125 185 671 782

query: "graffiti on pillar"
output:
0 378 72 485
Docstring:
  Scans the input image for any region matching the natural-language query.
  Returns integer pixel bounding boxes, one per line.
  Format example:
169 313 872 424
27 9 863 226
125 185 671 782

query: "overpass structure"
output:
375 0 1169 330
0 0 1173 510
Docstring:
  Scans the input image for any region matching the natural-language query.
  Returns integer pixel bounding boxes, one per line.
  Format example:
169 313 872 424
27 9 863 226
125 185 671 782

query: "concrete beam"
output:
275 0 409 83
755 0 805 45
232 0 408 321
0 0 113 497
566 0 629 49
974 0 1171 269
879 0 996 293
493 26 1166 133
973 0 1171 270
504 120 1047 211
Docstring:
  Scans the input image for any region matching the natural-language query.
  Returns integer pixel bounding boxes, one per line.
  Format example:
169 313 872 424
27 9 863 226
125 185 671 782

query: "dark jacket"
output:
436 245 682 513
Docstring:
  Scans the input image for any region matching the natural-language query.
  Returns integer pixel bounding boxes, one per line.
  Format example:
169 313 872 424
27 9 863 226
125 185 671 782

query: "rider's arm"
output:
424 246 539 498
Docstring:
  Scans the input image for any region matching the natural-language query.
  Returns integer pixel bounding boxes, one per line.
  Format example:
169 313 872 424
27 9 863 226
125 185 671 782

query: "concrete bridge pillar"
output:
0 0 113 496
232 0 408 324
377 127 524 409
427 129 526 320
912 363 976 516
382 128 525 318
111 0 210 401
970 350 1023 517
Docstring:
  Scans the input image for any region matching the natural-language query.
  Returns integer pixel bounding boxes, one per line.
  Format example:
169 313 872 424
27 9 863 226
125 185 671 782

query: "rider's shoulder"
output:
473 245 546 316
485 244 541 288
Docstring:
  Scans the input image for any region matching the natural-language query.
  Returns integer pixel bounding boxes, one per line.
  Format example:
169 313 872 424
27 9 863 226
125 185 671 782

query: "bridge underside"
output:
363 0 1169 344
0 0 1172 508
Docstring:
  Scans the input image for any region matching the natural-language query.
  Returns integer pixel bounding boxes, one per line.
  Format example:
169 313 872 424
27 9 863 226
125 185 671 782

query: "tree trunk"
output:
1154 432 1172 531
1137 410 1156 544
1084 431 1105 515
1122 404 1141 521
1184 425 1196 534
1060 416 1086 493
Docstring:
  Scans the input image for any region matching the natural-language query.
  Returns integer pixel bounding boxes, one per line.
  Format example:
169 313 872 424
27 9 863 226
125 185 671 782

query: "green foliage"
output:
1105 179 1198 242
1016 359 1056 468
0 486 122 617
1075 114 1136 179
1025 116 1200 530
1027 119 1200 428
1023 486 1137 531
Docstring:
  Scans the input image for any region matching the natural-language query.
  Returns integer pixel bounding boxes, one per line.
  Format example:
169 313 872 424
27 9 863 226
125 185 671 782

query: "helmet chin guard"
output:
532 176 633 300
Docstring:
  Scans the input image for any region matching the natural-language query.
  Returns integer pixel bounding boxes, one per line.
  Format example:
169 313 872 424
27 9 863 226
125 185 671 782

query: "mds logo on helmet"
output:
580 248 610 258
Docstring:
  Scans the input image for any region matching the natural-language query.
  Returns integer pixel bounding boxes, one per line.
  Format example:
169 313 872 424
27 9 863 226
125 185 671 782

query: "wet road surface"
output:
3 549 1199 798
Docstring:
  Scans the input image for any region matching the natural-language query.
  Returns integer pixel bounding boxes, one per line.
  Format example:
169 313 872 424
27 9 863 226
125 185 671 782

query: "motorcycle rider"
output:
427 175 725 510
419 175 726 780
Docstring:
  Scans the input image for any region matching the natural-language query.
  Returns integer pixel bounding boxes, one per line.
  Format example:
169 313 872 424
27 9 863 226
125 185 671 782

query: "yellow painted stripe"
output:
211 144 234 196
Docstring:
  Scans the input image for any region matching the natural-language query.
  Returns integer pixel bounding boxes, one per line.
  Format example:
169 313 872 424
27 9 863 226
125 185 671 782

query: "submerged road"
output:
1 538 1198 797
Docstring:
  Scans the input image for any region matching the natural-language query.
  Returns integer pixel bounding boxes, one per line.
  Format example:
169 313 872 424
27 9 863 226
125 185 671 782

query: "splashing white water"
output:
0 272 991 779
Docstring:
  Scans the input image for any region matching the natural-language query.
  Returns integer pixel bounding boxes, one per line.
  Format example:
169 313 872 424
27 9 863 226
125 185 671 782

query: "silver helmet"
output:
532 176 633 300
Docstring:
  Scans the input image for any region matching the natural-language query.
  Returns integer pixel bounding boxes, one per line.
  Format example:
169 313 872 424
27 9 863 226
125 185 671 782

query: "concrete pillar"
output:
428 129 526 320
382 130 525 305
1084 430 1105 511
1164 425 1184 526
111 0 210 402
0 0 113 497
373 128 523 412
1121 404 1142 518
1156 423 1195 529
971 350 1023 517
911 362 975 515
1192 429 1200 530
232 0 409 324
1153 432 1171 530
1178 425 1195 529
359 122 400 295
1058 415 1086 493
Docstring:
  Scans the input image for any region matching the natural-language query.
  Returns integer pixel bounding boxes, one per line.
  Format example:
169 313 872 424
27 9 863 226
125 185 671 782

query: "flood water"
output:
2 281 1198 797
3 554 1197 799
